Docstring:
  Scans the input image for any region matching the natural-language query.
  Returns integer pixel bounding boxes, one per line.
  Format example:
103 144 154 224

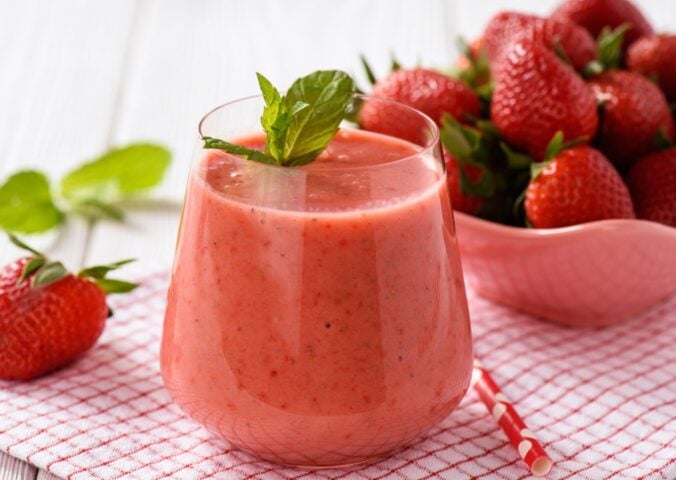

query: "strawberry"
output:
525 144 635 228
483 12 597 75
359 67 481 142
627 34 676 102
490 36 599 160
551 0 653 48
589 70 674 171
625 148 676 227
0 236 136 380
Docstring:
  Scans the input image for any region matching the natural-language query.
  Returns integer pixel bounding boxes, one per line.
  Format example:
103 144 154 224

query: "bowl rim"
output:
453 211 676 240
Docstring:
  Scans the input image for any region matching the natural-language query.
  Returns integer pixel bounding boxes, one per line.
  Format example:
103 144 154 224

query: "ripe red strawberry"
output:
525 145 635 228
484 12 597 75
444 150 485 215
360 68 481 142
0 236 136 380
551 0 653 48
625 148 676 227
627 35 676 102
491 37 599 160
589 70 674 171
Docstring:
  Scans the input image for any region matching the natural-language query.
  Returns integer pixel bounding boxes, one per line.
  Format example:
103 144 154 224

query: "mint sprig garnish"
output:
204 70 356 167
0 143 171 234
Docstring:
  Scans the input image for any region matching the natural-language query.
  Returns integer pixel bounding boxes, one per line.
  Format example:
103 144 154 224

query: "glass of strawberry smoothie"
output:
161 95 473 467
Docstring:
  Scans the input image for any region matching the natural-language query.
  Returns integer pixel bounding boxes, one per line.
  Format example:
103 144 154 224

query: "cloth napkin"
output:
1 272 674 480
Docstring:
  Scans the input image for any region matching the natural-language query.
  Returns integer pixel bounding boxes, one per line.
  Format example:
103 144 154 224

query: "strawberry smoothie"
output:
161 128 473 466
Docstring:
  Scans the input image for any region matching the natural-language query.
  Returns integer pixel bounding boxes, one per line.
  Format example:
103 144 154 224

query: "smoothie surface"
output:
200 128 440 212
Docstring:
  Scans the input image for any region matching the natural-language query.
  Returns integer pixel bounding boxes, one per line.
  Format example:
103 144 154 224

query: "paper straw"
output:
472 359 553 477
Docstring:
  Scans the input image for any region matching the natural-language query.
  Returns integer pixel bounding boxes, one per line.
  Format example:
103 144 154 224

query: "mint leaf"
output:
0 171 64 234
207 70 354 167
280 70 355 166
60 143 171 206
202 137 274 164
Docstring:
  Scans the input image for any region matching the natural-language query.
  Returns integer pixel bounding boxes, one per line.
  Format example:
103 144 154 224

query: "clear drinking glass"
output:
160 95 473 467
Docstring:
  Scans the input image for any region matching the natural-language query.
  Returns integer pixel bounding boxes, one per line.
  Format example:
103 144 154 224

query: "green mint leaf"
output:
33 261 69 288
79 259 135 280
20 257 46 284
94 277 138 294
0 171 64 234
60 143 171 206
8 233 44 256
202 137 275 164
280 70 355 166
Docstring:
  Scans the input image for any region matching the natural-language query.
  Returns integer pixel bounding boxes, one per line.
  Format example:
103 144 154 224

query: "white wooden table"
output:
0 1 672 478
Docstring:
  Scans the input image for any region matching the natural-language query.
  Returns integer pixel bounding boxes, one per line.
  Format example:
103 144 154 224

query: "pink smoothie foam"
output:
161 128 473 466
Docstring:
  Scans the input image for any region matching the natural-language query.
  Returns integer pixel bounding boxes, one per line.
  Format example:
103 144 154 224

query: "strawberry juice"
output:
161 125 473 466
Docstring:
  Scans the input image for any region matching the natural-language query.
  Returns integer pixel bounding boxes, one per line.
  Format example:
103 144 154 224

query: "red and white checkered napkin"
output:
1 272 675 480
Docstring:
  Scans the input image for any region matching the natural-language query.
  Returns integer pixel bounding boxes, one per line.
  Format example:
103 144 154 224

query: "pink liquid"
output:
161 128 472 466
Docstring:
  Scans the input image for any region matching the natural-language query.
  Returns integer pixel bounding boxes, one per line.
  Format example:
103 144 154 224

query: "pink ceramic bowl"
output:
454 212 676 327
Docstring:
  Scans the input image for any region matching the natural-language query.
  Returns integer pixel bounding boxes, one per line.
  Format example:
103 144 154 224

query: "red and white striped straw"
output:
472 359 553 477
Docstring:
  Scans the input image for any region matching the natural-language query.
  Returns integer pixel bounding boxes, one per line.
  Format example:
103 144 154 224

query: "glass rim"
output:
196 93 441 173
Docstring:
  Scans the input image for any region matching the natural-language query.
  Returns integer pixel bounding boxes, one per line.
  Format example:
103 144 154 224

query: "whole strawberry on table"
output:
359 0 675 229
0 235 137 380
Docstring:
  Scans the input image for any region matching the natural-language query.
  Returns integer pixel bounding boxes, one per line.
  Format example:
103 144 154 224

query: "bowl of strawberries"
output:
359 0 676 327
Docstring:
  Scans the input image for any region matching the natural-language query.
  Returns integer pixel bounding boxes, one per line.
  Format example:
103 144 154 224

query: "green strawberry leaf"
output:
390 52 402 72
79 258 135 280
93 278 138 294
531 160 552 180
440 115 473 159
500 142 535 169
33 261 69 288
597 24 629 70
0 171 64 234
360 55 378 86
654 128 674 150
20 257 46 284
60 143 171 216
544 131 565 161
8 233 44 256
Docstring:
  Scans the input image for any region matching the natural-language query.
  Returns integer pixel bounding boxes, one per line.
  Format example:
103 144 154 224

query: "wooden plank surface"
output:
0 1 674 479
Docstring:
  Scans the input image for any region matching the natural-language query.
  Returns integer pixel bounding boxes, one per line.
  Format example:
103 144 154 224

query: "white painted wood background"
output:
0 1 673 479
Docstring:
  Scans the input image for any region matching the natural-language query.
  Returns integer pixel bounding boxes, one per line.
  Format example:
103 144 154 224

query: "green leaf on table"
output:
0 171 64 234
60 143 171 208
